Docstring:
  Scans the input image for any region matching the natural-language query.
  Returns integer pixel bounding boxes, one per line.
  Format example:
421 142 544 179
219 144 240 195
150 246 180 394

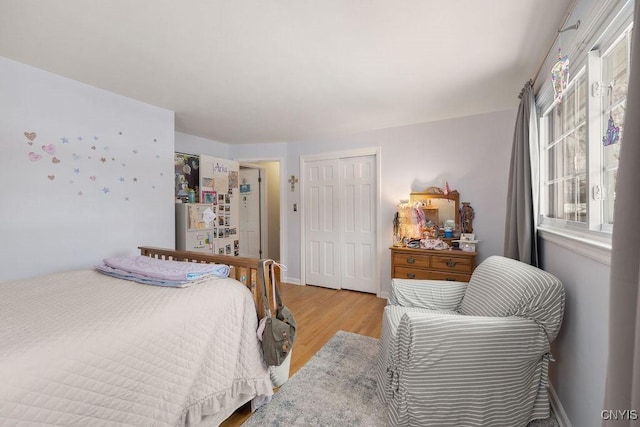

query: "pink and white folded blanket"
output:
96 255 230 287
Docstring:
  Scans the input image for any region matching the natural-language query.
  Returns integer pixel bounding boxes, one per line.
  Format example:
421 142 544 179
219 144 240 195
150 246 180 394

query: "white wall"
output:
540 240 610 427
0 56 175 281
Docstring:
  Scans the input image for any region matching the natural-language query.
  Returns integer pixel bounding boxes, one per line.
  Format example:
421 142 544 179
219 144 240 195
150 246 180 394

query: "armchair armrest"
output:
376 305 459 403
388 278 467 310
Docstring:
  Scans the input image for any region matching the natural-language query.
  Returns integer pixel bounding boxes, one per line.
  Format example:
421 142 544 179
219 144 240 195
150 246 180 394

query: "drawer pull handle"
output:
446 260 457 268
407 273 416 279
406 257 415 264
445 278 456 281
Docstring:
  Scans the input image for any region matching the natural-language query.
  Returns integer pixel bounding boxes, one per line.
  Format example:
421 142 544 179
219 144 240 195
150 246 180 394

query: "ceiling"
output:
0 1 572 144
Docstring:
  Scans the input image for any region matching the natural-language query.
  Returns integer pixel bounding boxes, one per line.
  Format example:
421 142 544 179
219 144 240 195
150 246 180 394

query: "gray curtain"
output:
604 1 640 425
504 80 539 267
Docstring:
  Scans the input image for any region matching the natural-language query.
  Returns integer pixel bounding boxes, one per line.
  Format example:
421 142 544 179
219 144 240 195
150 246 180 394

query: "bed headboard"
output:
138 246 269 318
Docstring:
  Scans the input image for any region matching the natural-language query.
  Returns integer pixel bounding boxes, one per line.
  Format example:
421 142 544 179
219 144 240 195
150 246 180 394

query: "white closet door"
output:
340 156 376 293
304 159 341 289
303 153 377 293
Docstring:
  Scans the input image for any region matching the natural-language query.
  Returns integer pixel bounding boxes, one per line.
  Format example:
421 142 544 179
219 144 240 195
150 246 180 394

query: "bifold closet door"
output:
304 154 377 293
340 155 376 294
304 159 341 289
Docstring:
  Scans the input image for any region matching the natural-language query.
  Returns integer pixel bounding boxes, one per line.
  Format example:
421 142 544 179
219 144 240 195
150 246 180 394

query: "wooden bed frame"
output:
138 246 270 318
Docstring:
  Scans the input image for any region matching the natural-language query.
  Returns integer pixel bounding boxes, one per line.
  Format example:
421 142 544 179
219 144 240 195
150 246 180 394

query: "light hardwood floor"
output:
221 282 388 426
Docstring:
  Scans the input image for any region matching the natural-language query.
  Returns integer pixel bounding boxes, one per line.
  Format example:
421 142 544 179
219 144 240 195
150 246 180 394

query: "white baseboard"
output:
282 276 301 285
550 383 572 427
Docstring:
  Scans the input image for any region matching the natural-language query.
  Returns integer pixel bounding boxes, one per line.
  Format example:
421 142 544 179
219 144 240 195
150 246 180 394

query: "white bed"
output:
0 248 273 426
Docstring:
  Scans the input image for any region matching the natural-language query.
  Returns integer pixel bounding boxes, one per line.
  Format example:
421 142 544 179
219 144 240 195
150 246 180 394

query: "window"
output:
601 30 631 228
542 70 588 224
539 20 633 239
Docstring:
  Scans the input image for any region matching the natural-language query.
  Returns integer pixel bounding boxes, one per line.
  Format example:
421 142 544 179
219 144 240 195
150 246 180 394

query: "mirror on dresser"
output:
394 185 475 243
409 186 460 229
395 186 462 244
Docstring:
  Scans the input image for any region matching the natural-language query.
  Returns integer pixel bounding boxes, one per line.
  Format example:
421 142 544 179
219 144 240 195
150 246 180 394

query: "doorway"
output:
301 149 379 294
238 167 262 258
238 161 281 261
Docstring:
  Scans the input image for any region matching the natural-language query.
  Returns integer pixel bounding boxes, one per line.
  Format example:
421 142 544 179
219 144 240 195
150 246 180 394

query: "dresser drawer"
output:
390 247 476 283
429 271 472 282
393 267 432 280
431 255 474 274
392 252 430 269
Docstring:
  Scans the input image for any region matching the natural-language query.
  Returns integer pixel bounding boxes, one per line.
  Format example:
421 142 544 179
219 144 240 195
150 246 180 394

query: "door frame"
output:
300 147 382 296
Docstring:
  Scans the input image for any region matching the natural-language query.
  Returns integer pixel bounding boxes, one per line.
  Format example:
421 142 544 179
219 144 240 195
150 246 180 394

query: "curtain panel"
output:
504 80 539 267
604 1 640 425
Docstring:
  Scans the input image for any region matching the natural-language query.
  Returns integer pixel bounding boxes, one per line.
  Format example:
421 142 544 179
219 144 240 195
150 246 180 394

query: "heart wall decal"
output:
52 157 61 164
48 175 55 181
41 144 56 155
28 152 42 162
24 132 37 141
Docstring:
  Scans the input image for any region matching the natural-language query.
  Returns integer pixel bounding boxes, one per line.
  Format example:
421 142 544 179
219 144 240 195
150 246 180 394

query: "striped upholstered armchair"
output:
375 255 565 427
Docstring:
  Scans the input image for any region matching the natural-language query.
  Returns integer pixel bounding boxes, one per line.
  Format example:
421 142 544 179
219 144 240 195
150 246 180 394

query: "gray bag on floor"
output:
258 260 297 367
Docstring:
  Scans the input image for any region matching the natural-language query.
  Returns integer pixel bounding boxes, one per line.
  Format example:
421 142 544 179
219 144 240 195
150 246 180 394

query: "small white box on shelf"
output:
455 233 479 252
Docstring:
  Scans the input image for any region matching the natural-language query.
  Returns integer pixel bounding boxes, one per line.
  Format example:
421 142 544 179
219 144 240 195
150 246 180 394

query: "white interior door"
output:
303 153 377 293
238 168 261 258
340 156 376 293
304 159 340 289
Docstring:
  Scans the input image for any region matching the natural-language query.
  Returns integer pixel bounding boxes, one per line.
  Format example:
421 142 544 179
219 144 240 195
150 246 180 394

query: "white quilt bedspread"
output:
0 270 273 426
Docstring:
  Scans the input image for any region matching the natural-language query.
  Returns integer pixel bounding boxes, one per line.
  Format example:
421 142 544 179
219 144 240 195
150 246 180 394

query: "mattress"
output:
0 269 273 426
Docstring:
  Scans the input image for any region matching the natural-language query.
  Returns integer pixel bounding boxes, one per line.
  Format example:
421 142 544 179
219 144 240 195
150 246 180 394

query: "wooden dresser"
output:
390 247 477 282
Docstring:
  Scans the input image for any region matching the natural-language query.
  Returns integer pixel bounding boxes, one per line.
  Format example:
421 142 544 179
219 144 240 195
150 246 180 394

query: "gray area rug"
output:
242 330 559 426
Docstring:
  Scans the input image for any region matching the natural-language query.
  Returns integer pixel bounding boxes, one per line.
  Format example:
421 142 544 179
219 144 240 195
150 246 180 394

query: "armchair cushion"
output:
458 256 565 341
